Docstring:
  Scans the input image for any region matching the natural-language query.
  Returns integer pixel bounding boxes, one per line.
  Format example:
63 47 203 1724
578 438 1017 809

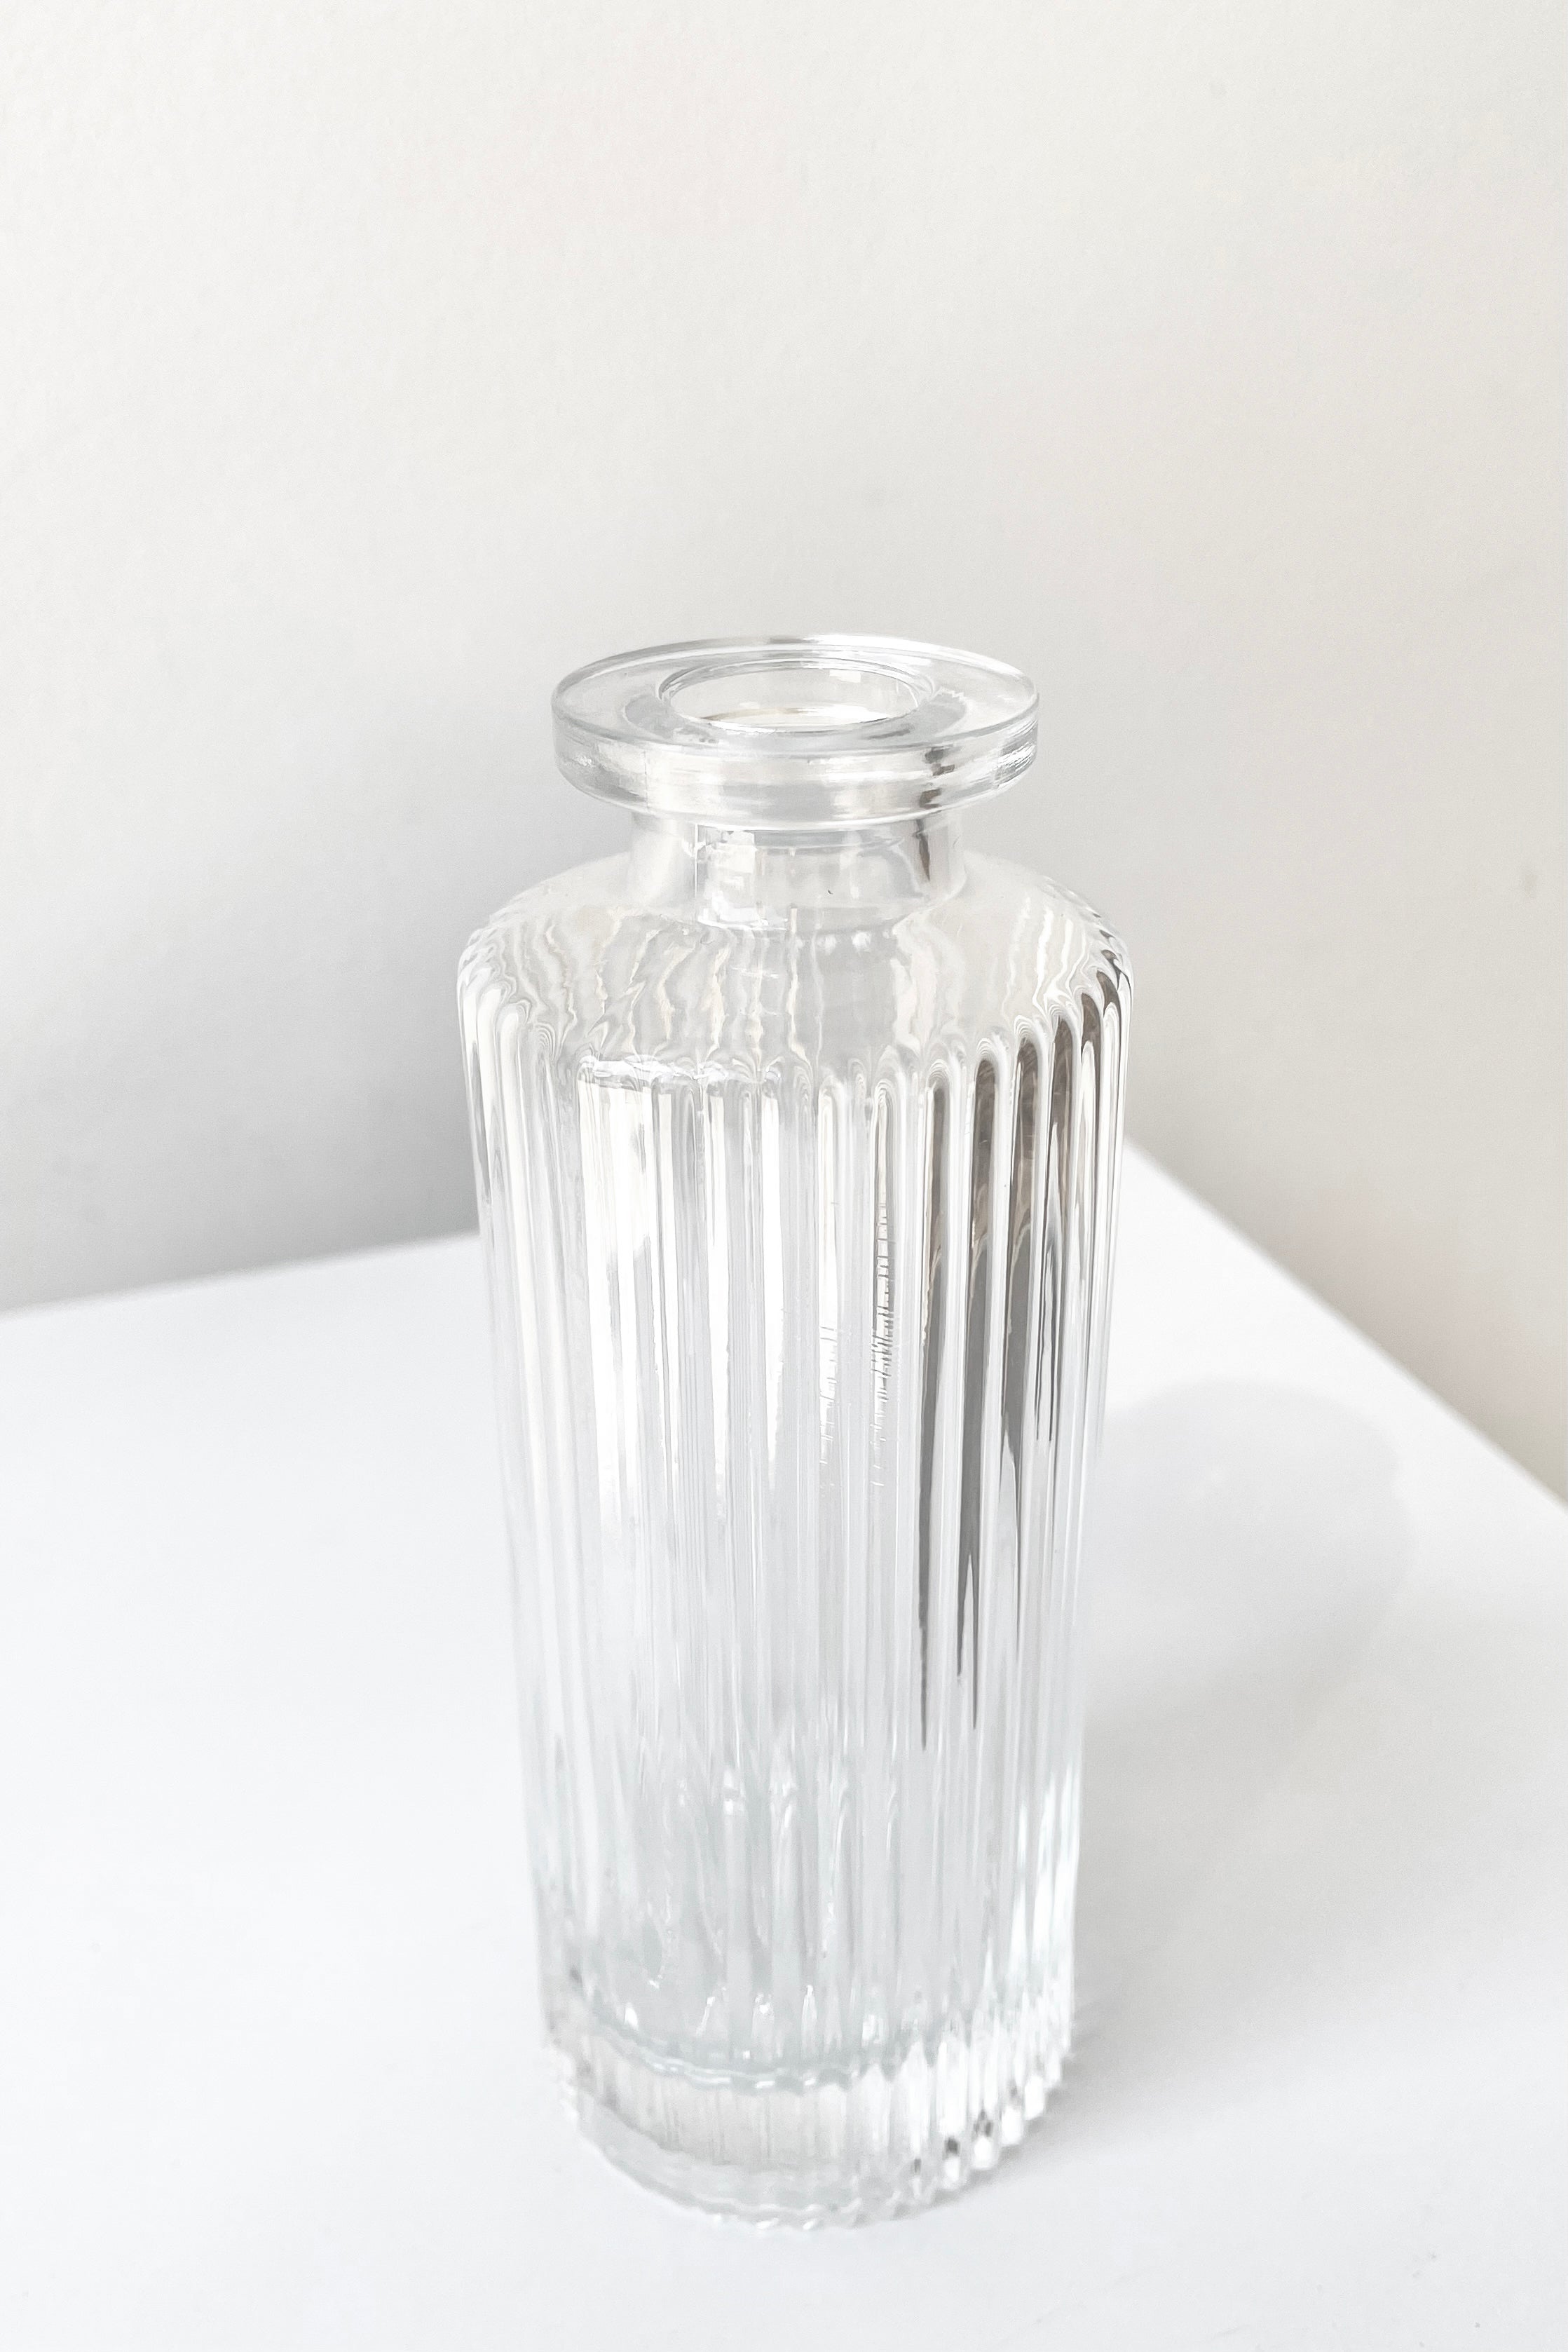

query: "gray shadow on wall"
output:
1051 1381 1410 2142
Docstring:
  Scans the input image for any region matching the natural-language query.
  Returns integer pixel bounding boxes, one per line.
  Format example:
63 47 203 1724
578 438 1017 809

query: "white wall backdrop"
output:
3 0 1563 1487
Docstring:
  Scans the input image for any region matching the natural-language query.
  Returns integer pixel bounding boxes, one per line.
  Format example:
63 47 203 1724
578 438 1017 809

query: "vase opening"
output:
662 654 924 734
553 634 1039 834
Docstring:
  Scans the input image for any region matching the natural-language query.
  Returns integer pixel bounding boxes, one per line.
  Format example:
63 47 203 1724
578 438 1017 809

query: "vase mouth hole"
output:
661 656 924 736
552 636 1039 834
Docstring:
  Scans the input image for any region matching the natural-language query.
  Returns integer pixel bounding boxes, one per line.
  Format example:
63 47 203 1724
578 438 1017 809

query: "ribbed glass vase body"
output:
459 641 1129 2220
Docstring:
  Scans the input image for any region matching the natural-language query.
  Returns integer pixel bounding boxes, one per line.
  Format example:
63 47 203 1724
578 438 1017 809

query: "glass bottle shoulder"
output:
459 848 1129 1080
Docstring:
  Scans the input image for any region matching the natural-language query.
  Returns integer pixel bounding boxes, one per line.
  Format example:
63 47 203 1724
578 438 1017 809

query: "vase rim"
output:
552 635 1038 832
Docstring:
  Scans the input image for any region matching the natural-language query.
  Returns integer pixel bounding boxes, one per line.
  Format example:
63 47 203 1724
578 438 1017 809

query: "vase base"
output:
548 1988 1070 2225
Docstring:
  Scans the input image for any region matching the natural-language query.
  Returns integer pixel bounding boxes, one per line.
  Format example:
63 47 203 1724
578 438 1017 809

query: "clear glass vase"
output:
459 637 1131 2221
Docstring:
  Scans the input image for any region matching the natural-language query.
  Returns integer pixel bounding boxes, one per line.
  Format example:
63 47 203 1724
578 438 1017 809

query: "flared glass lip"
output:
553 635 1038 831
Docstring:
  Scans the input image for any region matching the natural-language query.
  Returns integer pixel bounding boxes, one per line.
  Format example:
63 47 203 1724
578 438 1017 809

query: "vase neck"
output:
626 813 967 929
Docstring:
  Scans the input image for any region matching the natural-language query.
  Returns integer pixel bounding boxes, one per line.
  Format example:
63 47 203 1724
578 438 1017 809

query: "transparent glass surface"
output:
459 639 1131 2220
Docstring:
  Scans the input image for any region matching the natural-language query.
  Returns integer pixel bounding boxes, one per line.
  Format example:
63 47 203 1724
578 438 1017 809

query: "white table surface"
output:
2 1147 1563 2350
